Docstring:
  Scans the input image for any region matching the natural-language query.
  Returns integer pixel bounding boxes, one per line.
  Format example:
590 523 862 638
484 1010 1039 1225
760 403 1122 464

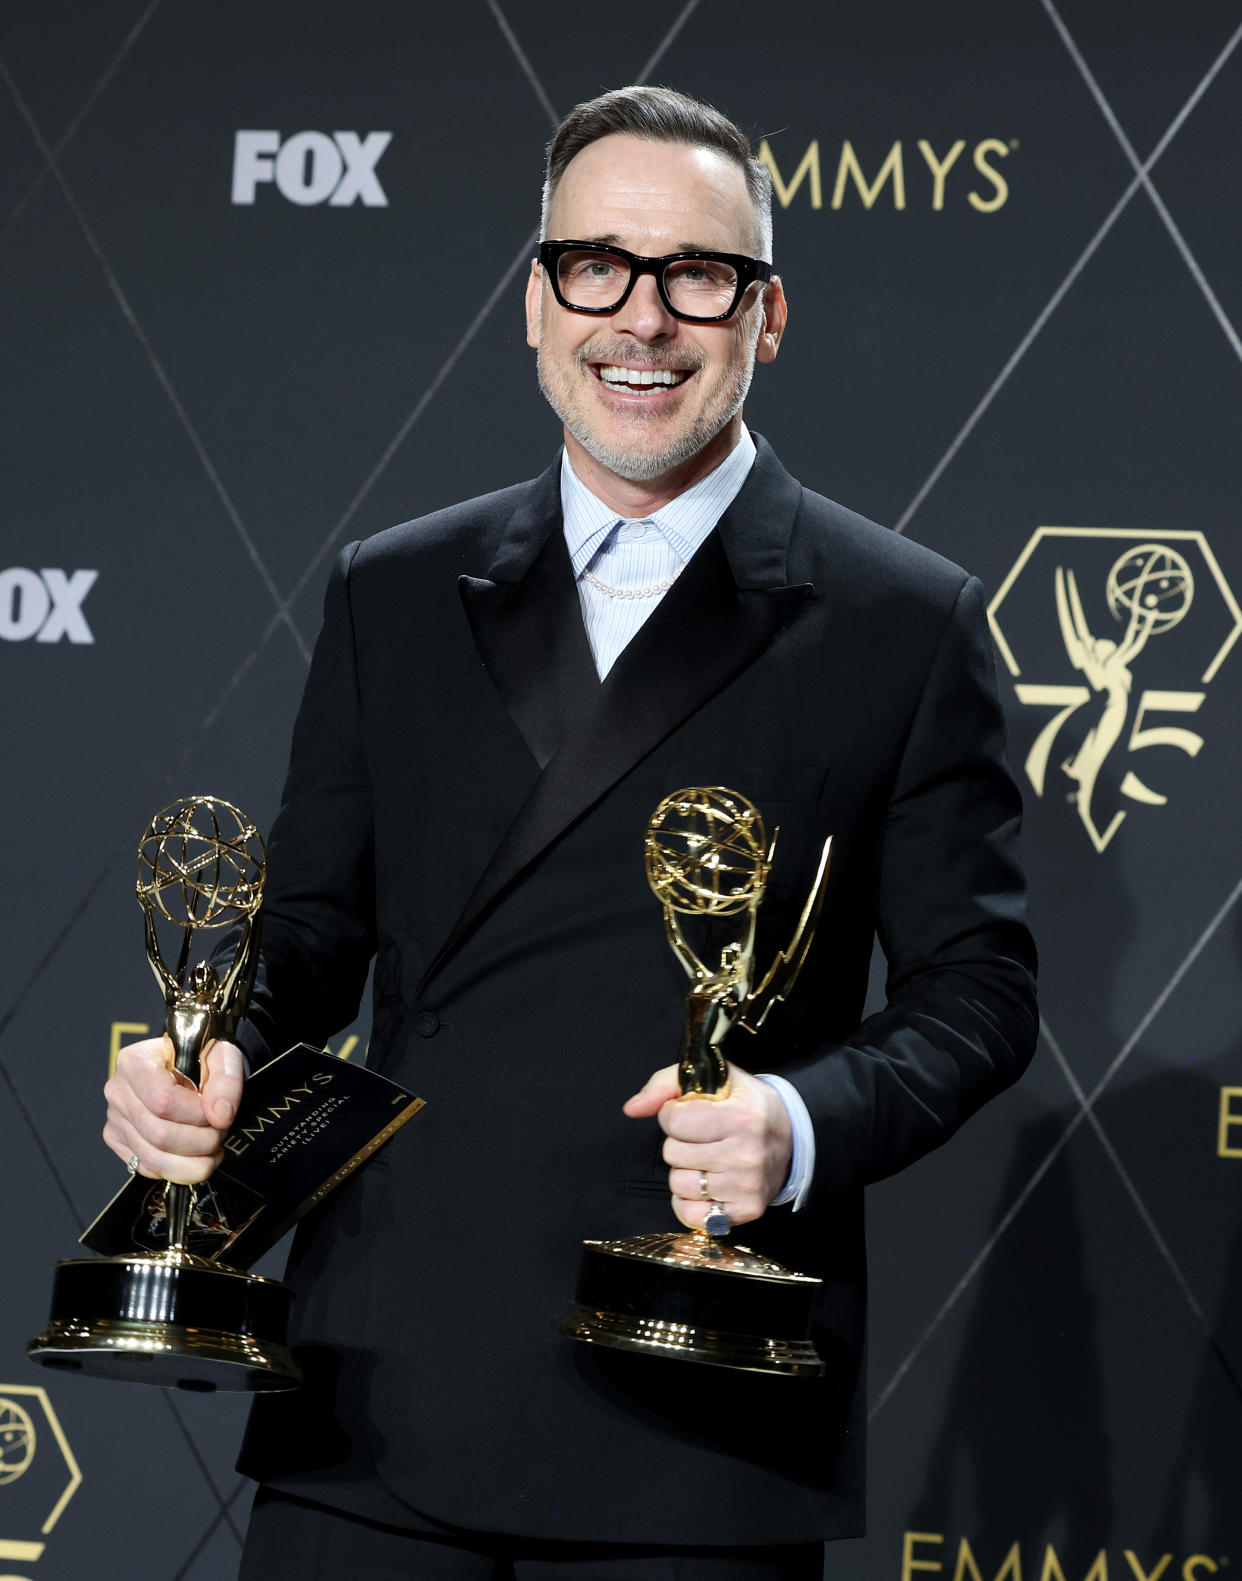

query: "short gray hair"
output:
541 85 773 262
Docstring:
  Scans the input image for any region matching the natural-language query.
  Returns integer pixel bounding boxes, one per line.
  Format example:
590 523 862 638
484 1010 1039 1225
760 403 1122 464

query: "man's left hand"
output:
623 1063 793 1231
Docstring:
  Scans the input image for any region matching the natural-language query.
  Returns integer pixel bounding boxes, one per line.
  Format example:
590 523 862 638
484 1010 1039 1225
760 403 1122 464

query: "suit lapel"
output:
421 435 814 993
460 530 600 772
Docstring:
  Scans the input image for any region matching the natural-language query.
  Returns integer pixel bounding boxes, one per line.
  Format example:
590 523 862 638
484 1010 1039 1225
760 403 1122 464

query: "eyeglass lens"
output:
555 248 739 317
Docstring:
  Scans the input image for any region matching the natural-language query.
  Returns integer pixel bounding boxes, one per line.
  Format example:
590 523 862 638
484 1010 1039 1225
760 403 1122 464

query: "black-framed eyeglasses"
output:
538 240 772 324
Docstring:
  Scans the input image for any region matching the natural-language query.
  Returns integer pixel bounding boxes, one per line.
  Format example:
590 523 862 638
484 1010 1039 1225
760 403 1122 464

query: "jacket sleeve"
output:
230 542 377 1068
781 574 1038 1205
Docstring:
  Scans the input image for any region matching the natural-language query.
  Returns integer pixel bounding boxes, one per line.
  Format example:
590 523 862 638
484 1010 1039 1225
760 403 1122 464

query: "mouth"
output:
589 363 695 399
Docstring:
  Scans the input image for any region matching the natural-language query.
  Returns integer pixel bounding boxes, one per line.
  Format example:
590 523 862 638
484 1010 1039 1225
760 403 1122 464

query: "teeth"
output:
598 365 688 388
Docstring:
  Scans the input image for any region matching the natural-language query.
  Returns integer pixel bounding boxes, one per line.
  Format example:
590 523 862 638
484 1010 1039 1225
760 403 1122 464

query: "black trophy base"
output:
28 1253 301 1392
553 1232 825 1378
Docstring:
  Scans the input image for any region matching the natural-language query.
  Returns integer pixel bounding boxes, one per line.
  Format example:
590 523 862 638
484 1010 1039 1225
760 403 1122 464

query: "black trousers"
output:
240 1488 826 1580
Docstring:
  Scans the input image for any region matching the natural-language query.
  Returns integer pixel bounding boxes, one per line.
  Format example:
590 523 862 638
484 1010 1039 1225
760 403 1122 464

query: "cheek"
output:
544 325 591 371
694 329 748 386
697 353 746 398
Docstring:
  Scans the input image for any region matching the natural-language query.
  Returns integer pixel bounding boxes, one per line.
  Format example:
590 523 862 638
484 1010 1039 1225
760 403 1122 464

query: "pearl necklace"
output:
581 567 681 600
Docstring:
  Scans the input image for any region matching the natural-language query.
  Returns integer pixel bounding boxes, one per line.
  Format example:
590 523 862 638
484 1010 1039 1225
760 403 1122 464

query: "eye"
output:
666 258 736 291
563 254 620 280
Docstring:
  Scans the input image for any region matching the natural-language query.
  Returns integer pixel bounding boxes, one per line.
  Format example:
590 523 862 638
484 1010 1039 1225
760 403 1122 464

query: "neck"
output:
564 416 742 517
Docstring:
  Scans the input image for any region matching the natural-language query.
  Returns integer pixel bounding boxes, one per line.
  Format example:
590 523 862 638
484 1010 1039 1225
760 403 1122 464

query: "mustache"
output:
574 342 705 373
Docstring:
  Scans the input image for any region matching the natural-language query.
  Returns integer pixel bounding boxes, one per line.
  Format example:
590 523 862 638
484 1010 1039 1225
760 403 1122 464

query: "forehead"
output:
548 133 757 254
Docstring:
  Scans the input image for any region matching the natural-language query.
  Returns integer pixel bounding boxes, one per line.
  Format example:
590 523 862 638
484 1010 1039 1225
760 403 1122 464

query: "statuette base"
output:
28 1254 300 1392
554 1233 825 1378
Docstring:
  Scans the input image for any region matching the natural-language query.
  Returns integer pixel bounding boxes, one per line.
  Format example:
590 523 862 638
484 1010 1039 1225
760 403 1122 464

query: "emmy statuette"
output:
28 797 301 1391
555 787 833 1377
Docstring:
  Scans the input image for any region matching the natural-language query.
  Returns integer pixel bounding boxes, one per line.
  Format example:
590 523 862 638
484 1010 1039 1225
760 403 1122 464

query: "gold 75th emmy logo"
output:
0 1385 81 1565
989 529 1241 852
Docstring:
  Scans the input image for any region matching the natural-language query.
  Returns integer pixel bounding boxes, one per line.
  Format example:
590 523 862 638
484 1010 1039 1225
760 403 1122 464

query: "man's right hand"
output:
103 1036 244 1185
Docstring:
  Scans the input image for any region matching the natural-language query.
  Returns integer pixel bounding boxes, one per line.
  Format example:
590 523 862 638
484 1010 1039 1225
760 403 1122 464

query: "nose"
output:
611 269 677 342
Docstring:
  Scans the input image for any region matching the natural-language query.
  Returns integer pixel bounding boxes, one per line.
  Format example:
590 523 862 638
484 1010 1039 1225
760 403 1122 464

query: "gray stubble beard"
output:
535 321 761 484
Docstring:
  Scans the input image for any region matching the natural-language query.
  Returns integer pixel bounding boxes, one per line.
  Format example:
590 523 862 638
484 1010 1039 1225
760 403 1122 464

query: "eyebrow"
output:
580 234 729 255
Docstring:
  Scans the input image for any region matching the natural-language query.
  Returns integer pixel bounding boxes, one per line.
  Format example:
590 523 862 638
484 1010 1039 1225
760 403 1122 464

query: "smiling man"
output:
106 87 1036 1580
529 129 783 505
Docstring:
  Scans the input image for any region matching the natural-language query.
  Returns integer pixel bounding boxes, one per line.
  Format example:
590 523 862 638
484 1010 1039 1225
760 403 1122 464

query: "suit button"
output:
414 1011 440 1038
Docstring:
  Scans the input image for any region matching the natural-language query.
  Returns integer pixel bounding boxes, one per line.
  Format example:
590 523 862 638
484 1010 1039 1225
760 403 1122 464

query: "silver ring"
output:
704 1201 731 1237
127 1153 140 1175
698 1170 711 1200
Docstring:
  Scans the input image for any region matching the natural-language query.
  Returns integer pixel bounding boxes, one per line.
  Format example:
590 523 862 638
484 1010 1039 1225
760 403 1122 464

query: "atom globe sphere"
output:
1106 543 1195 635
0 1398 35 1484
645 787 770 918
136 795 265 928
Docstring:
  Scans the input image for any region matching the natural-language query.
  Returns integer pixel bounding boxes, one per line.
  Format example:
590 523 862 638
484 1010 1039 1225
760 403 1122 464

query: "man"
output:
104 86 1037 1578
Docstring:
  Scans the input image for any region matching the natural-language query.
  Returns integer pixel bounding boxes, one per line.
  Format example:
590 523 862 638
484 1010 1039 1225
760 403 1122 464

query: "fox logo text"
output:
0 569 97 644
231 131 392 207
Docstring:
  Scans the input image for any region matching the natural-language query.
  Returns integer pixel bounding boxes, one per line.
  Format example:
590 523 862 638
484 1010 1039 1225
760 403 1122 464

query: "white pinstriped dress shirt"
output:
558 425 814 1209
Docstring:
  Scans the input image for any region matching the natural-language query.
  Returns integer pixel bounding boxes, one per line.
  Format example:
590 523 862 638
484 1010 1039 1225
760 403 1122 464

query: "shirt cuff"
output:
756 1073 815 1211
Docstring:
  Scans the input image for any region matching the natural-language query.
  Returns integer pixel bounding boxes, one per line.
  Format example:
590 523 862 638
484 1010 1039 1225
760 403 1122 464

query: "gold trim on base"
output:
28 1317 300 1389
554 1302 825 1377
584 1232 822 1284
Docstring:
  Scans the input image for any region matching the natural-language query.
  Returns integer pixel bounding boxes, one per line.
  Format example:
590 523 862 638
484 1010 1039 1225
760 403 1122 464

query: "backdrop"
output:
3 3 1241 1577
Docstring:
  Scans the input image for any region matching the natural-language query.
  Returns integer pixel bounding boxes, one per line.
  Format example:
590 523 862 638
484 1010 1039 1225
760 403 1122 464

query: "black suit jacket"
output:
234 436 1037 1545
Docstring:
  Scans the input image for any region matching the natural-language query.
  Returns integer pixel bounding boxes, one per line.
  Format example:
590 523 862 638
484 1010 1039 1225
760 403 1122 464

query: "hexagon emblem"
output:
988 527 1241 852
0 1385 81 1565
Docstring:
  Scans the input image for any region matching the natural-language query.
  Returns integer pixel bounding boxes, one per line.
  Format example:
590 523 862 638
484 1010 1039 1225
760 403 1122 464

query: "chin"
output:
572 430 707 477
575 433 706 483
569 406 739 483
538 355 743 483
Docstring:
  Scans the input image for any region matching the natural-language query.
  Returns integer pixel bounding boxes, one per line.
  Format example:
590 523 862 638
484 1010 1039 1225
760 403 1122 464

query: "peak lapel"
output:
460 536 600 771
458 455 599 770
420 438 814 993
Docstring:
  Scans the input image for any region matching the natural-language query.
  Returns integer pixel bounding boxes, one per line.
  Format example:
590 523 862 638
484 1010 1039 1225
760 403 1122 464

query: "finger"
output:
666 1129 765 1173
106 1075 225 1160
115 1035 175 1078
201 1040 245 1128
101 1115 161 1178
658 1095 736 1143
672 1193 762 1232
103 1114 221 1185
667 1166 745 1204
622 1065 681 1117
671 1193 699 1231
114 1055 213 1129
661 1138 729 1173
672 1198 718 1233
139 1144 221 1187
667 1166 707 1203
113 1097 226 1161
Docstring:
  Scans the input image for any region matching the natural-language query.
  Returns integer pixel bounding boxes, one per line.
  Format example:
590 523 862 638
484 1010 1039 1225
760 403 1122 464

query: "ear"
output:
525 260 543 349
755 275 788 364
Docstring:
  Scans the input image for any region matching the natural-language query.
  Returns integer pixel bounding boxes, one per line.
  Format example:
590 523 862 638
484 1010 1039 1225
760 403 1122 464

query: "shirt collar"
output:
561 425 757 577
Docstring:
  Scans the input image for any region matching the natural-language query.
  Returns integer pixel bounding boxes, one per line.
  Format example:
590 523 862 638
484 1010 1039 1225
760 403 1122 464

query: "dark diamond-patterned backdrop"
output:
3 3 1240 1576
